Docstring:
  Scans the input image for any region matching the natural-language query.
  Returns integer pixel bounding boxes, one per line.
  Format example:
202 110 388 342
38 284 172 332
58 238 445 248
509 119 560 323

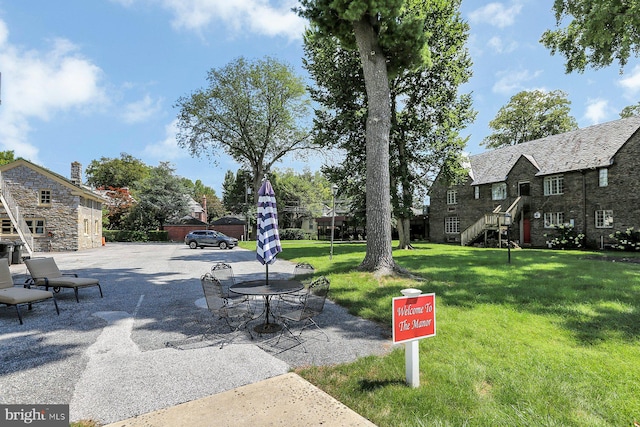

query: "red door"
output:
523 218 531 244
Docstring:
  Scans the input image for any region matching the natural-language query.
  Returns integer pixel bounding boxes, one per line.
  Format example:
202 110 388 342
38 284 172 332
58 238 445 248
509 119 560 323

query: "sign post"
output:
392 289 436 388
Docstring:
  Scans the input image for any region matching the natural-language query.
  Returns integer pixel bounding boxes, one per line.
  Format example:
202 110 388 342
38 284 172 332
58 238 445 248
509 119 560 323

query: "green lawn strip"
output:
240 241 640 426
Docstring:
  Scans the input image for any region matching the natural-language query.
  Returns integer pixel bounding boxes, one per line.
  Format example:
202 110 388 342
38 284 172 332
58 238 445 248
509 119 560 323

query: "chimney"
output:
70 162 82 185
201 195 207 222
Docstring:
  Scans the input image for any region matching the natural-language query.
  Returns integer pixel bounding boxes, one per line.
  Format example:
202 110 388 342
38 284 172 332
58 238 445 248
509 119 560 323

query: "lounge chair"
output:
25 257 103 303
0 259 59 324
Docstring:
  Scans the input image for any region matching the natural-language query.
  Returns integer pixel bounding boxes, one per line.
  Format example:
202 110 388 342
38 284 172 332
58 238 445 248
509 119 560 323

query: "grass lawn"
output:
238 240 640 427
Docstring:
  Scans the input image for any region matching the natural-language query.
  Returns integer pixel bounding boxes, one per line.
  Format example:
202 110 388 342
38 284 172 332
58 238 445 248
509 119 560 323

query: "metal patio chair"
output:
277 262 315 312
201 273 255 347
275 276 330 352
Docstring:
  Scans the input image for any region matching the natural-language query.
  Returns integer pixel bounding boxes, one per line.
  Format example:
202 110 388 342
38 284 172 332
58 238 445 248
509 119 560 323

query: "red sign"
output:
392 293 436 344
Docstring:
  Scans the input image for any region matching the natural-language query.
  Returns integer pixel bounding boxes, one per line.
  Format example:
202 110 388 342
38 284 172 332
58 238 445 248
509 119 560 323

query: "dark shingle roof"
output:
469 116 640 185
211 216 245 225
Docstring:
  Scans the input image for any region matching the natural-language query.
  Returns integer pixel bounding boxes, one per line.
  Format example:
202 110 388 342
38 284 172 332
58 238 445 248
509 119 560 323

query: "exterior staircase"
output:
0 172 34 256
460 197 523 246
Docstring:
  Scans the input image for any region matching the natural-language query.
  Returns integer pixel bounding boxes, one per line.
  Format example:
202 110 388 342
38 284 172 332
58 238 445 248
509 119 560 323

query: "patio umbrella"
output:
256 178 282 284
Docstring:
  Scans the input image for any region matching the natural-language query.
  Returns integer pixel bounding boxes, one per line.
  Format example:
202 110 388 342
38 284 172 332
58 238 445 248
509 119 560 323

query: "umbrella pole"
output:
266 263 269 285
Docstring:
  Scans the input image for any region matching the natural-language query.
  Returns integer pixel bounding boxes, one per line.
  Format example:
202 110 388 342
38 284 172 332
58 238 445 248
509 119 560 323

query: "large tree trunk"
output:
353 17 395 276
397 217 413 249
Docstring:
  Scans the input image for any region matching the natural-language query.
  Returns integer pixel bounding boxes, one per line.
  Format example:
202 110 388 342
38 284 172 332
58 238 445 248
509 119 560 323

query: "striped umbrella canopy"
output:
256 179 282 283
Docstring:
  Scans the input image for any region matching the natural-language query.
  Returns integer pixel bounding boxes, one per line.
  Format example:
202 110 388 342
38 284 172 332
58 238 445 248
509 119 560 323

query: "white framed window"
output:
599 169 608 187
83 219 89 235
447 189 458 205
544 212 565 228
474 186 480 199
0 218 16 235
595 210 613 228
39 189 52 205
491 183 507 200
25 219 45 235
544 175 564 195
444 217 460 234
94 219 100 235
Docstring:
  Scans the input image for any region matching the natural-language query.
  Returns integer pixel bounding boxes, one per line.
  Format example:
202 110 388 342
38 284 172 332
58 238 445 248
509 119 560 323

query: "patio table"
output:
230 279 303 334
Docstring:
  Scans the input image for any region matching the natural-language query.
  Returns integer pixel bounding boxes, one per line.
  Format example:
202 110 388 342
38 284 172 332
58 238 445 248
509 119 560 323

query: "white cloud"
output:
123 94 163 123
114 0 306 40
492 69 543 95
469 2 523 28
618 65 640 98
487 36 518 54
143 119 187 159
583 98 612 124
0 21 107 162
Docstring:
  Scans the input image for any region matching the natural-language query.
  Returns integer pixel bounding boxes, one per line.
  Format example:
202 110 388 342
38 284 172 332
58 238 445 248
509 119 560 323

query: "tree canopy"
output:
85 153 150 189
0 150 15 166
541 0 640 73
175 56 313 200
482 90 578 149
620 102 640 118
124 162 190 230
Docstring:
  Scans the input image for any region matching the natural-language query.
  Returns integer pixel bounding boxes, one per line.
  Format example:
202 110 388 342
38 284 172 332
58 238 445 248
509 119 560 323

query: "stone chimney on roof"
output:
70 161 82 186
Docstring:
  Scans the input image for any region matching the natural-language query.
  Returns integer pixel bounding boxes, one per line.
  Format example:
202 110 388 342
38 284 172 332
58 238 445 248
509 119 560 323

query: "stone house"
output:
0 159 105 253
429 116 640 249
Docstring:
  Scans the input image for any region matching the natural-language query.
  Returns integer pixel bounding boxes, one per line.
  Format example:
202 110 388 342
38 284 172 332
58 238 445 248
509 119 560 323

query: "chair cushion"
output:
0 287 53 305
34 276 99 288
0 258 14 290
25 258 64 279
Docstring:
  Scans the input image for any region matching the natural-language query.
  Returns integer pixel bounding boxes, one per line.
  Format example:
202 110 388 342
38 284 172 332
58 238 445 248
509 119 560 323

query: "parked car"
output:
184 230 238 250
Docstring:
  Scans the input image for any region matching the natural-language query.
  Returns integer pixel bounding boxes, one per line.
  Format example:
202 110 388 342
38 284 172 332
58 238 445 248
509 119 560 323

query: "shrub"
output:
544 225 584 249
280 228 307 240
103 230 148 242
609 227 640 251
147 230 169 241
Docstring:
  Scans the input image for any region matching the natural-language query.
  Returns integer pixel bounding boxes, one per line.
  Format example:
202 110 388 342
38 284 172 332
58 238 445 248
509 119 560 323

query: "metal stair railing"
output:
0 172 34 256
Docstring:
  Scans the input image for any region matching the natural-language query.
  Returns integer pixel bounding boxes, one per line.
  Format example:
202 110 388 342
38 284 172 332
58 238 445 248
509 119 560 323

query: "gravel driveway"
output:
0 242 392 424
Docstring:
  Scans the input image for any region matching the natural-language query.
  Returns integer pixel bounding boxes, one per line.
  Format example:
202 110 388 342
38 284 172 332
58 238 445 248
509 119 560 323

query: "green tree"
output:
302 0 473 251
101 187 136 230
0 150 15 166
620 102 640 118
175 56 313 203
124 162 190 230
298 0 430 274
85 153 150 189
482 90 578 149
270 168 330 229
222 169 253 215
541 1 640 73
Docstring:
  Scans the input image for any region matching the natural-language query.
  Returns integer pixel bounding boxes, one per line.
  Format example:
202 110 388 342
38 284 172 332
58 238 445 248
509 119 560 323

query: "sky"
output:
0 0 638 198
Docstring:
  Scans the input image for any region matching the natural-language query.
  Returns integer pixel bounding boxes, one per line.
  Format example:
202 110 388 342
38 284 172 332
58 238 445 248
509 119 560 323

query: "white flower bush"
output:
544 225 585 249
609 227 640 251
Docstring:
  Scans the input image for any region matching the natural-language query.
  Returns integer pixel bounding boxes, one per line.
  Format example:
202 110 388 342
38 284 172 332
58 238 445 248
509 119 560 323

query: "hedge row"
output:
103 230 169 242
